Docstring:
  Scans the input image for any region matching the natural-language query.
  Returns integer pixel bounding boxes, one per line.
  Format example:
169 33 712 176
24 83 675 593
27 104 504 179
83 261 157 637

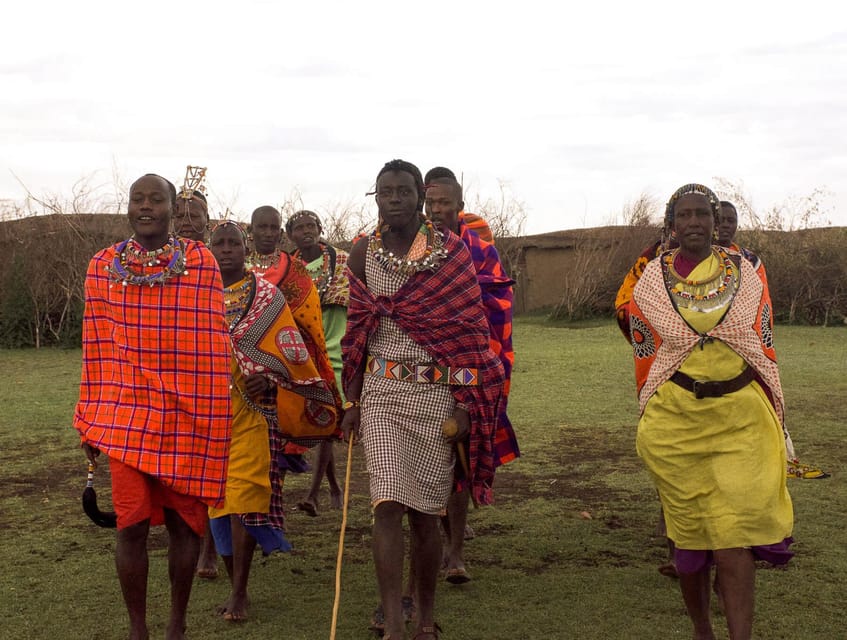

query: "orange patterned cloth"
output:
73 239 232 507
249 252 341 453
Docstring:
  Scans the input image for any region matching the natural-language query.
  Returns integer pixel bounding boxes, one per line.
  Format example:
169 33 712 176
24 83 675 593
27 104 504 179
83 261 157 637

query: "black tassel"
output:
83 463 117 528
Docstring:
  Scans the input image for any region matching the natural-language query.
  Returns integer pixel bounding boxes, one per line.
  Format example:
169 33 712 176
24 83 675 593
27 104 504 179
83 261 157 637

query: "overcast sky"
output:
1 1 845 234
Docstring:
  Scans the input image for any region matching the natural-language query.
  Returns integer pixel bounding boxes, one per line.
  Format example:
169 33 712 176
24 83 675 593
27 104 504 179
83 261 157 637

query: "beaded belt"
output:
366 355 479 386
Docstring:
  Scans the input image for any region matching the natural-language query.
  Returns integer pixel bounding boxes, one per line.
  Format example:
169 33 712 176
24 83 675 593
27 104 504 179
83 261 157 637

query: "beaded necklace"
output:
370 219 448 277
293 243 333 299
224 274 253 330
246 250 281 278
662 247 738 312
106 236 187 288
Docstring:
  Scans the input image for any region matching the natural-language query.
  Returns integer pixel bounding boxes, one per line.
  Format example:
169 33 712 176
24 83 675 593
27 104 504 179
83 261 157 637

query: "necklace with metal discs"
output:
106 236 188 288
370 220 448 277
246 250 280 277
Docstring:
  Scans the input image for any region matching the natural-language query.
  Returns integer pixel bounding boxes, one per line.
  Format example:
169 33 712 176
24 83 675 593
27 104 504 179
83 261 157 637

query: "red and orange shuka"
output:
73 240 232 507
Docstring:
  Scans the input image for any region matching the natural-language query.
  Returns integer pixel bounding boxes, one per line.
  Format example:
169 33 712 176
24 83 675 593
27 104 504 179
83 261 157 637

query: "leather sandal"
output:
413 623 442 639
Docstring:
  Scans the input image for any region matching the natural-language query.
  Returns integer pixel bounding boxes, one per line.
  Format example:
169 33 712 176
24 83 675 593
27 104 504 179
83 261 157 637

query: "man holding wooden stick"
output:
341 159 504 640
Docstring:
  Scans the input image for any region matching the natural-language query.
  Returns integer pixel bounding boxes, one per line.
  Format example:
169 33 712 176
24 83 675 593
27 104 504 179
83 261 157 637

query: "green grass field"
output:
1 319 844 639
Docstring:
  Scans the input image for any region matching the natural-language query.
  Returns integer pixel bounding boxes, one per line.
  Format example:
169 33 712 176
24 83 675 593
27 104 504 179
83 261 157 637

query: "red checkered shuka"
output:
73 239 232 507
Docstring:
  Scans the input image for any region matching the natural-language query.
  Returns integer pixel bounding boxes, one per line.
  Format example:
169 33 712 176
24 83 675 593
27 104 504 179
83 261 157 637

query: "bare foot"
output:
330 490 343 510
164 620 186 640
297 498 318 517
222 593 249 623
217 593 250 621
128 626 149 640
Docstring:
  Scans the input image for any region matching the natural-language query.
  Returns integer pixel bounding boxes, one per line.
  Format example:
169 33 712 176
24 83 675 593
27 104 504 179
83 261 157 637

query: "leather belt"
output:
670 366 756 399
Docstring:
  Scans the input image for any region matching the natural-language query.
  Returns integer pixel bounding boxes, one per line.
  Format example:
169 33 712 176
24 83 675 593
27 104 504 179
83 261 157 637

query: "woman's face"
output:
172 197 209 241
210 225 247 277
673 193 714 257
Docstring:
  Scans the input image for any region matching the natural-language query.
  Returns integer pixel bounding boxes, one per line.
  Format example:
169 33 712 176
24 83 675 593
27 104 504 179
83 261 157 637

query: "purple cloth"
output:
675 537 795 574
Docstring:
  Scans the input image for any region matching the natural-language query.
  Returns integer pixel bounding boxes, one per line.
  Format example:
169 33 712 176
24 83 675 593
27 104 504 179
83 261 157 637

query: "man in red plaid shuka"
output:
74 174 231 640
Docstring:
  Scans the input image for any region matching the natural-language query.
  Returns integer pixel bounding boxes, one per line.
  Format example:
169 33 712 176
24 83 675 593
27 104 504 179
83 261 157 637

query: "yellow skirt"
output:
209 361 272 518
636 344 793 550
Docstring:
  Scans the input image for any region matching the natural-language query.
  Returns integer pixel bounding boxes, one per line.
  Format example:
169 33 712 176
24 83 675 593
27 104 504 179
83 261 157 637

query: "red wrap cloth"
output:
73 239 232 507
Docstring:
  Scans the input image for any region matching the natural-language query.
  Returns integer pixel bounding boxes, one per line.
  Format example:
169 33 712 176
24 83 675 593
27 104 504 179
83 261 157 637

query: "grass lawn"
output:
0 319 844 639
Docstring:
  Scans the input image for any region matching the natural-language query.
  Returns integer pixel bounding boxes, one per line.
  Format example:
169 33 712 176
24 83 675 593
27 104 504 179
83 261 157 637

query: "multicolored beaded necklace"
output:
224 274 253 330
663 246 738 313
245 250 281 278
106 236 187 288
370 219 448 277
292 243 334 298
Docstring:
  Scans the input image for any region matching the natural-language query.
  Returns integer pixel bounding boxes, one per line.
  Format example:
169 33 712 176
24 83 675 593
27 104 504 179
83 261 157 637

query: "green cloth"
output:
305 255 347 401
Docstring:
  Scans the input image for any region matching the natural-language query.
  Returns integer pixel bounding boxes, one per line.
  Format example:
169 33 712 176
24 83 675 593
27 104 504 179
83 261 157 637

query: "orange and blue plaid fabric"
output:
73 239 232 507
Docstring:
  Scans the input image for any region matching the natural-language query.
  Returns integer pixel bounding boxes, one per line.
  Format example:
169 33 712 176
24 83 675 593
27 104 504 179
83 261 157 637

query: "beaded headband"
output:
664 183 721 232
211 220 249 245
286 209 322 234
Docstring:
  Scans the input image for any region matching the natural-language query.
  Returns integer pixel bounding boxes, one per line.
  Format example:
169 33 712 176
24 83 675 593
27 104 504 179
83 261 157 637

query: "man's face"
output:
250 210 282 254
128 175 173 245
425 182 462 233
375 170 420 231
717 204 738 247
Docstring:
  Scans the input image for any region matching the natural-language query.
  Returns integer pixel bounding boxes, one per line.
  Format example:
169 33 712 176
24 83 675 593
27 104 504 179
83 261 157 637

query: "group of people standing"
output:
72 160 517 640
72 165 813 640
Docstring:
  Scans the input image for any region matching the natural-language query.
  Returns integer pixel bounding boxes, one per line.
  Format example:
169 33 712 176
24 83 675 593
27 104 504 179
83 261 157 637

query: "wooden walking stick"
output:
442 417 479 508
329 435 355 640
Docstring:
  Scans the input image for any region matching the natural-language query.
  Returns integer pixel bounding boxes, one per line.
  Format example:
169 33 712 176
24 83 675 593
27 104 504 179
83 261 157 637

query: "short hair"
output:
251 205 281 226
719 200 737 215
132 174 177 205
376 159 425 210
427 176 463 201
424 166 456 183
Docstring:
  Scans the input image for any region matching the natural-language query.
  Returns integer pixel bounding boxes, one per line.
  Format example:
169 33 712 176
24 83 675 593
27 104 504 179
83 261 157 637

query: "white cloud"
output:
1 1 844 233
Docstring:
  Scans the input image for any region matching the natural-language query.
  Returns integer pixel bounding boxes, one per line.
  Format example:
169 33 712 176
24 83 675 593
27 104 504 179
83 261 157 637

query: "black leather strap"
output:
670 366 756 399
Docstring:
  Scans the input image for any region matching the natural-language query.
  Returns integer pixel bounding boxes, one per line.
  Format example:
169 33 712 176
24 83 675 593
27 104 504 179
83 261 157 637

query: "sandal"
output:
413 623 442 639
786 459 830 479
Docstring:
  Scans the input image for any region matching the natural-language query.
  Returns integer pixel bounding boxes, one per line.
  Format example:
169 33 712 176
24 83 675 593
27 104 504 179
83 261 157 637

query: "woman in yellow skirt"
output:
629 183 793 640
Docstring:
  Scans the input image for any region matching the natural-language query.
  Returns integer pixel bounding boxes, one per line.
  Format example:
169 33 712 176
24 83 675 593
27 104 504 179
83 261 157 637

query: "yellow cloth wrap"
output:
636 256 793 550
209 359 272 518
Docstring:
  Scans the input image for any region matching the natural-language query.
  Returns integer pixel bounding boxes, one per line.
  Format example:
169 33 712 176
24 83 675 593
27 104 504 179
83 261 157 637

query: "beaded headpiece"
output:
664 183 721 236
286 209 322 235
211 220 249 245
179 166 207 201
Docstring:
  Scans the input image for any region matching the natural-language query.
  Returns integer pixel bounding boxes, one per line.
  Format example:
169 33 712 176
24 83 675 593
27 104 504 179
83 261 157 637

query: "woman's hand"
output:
244 374 270 399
